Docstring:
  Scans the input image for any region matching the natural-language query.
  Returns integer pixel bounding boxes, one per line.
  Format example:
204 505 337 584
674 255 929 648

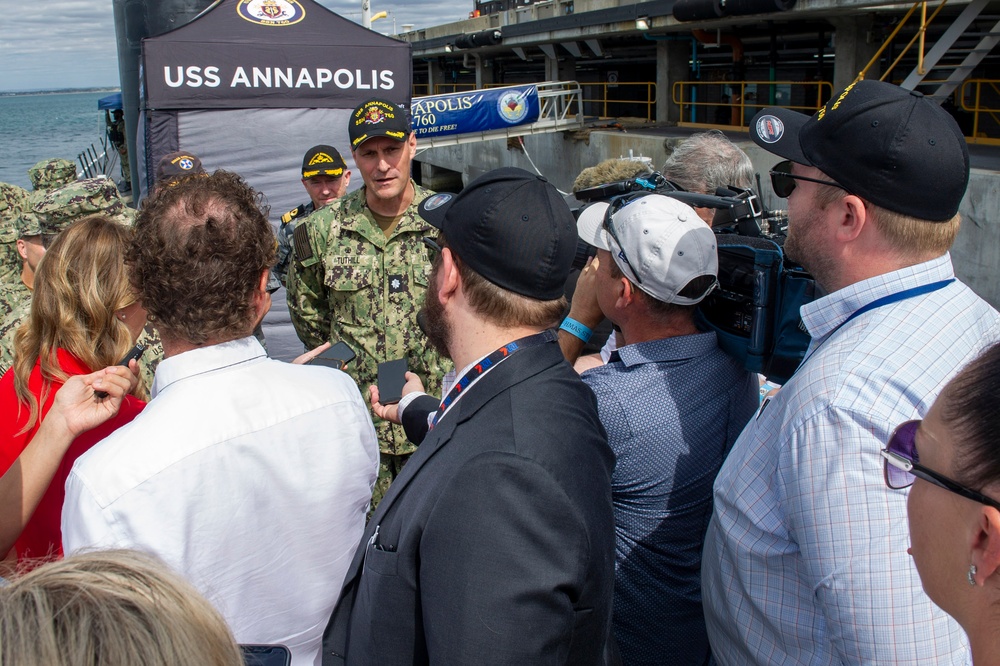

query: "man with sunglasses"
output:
702 79 1000 665
0 177 134 377
573 193 758 665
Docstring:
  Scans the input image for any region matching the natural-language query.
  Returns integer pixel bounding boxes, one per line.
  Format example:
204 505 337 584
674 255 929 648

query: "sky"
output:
0 0 470 92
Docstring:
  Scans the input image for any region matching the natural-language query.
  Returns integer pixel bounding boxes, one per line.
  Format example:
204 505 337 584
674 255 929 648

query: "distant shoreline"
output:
0 88 120 98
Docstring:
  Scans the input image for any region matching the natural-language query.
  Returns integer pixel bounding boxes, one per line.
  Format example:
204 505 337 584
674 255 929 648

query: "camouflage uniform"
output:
0 183 29 298
28 158 77 191
134 324 163 401
273 201 314 288
286 182 451 507
0 177 136 377
0 297 30 376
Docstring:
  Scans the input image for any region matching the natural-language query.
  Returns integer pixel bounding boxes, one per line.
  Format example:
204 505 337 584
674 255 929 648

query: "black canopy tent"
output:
138 0 411 209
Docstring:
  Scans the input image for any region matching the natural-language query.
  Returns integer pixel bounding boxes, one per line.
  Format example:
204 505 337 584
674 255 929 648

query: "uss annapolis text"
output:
162 66 396 90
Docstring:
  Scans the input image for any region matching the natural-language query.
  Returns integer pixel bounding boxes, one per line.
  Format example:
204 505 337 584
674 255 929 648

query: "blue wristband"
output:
560 317 593 343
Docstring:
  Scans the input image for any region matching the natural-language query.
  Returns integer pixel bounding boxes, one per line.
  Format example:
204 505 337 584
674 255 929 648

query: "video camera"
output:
573 172 815 384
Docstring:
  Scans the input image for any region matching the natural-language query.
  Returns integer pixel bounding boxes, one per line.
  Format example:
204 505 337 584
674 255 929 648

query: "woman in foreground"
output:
882 341 1000 663
0 216 146 568
0 549 243 666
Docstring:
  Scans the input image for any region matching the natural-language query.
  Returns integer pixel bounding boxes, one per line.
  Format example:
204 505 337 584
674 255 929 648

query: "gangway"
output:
414 81 584 150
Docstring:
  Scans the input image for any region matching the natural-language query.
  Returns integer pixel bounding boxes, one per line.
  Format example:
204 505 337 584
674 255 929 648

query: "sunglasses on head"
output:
768 160 848 199
881 420 1000 510
603 192 654 285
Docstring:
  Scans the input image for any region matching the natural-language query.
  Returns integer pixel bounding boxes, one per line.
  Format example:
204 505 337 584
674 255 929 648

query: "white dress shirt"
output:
63 337 379 666
702 254 999 665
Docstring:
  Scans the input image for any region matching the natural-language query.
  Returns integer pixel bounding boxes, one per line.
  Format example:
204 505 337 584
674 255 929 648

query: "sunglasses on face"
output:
602 192 652 285
768 160 848 199
881 420 1000 511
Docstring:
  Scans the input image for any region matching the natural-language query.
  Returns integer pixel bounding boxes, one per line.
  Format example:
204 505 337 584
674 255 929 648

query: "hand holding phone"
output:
376 358 408 405
306 341 356 370
94 343 146 399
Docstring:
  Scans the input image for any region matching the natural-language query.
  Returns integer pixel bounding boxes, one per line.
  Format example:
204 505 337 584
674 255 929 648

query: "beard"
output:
418 265 452 359
783 206 835 292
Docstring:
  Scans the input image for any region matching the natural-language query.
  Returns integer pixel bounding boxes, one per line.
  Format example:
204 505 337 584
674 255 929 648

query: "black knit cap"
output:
750 79 969 221
418 167 576 300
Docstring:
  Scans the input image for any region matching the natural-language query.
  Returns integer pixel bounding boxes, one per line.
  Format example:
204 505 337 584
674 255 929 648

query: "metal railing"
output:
579 82 657 121
856 0 948 83
960 78 1000 144
672 80 833 128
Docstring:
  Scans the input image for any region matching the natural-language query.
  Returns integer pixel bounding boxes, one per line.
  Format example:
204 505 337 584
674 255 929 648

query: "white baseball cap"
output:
576 193 718 306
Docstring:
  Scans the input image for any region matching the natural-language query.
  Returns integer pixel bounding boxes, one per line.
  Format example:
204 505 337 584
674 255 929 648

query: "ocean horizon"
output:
0 90 123 191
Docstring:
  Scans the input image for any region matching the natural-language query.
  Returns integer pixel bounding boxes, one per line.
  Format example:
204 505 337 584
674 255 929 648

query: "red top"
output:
0 349 145 565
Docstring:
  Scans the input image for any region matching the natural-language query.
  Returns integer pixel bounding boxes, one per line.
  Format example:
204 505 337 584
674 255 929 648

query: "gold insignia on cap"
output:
309 152 335 165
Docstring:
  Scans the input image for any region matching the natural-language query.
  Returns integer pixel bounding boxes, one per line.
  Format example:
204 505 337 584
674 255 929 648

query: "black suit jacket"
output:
323 340 616 665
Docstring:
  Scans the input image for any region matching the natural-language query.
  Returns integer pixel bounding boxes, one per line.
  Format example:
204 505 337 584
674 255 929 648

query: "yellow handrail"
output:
856 1 949 83
959 79 1000 144
579 82 657 121
672 80 833 128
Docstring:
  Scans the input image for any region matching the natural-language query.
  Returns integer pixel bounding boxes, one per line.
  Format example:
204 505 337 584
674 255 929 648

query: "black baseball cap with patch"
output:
348 98 412 150
301 145 347 178
750 79 969 221
418 167 576 301
156 151 206 182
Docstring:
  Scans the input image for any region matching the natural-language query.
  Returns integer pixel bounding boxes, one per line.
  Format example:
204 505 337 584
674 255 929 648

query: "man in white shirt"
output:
702 79 1000 665
63 170 379 666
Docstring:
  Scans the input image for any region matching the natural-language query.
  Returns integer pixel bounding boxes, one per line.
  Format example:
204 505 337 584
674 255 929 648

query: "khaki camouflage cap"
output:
28 158 78 191
18 176 134 237
0 183 29 244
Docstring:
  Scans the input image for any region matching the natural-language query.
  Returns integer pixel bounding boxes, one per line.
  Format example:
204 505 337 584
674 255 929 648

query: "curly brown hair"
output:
129 170 275 345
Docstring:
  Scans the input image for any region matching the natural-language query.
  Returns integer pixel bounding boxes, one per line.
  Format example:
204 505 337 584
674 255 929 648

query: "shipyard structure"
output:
393 0 1000 307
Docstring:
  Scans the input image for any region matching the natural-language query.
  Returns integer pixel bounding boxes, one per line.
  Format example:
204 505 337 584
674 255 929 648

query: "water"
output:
0 89 306 361
0 91 115 191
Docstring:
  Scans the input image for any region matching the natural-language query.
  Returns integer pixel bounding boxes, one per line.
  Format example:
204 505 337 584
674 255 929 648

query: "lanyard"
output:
799 278 955 370
431 329 556 427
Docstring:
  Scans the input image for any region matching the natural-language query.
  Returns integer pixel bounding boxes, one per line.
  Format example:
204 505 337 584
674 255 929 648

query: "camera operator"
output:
559 131 755 369
574 193 758 665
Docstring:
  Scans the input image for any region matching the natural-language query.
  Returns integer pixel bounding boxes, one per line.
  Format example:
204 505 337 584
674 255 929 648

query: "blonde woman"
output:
0 549 244 666
0 216 146 567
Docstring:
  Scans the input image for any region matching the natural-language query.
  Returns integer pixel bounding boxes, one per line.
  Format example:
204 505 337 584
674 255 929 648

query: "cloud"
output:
0 0 469 92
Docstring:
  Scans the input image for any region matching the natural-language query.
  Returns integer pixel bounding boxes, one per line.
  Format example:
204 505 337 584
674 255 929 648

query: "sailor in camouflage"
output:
0 176 135 377
273 144 351 288
0 183 29 301
27 158 77 191
286 98 450 507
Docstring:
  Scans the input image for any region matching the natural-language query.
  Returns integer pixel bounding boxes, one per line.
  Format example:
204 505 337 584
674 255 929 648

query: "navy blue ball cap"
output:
750 79 969 221
418 167 576 300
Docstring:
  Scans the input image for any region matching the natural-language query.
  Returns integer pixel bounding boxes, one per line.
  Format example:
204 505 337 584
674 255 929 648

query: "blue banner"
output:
411 85 540 138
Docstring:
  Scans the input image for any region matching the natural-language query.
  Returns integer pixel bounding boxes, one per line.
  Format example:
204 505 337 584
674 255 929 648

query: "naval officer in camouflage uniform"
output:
274 145 352 288
0 183 29 303
287 98 449 508
28 158 77 191
0 176 135 377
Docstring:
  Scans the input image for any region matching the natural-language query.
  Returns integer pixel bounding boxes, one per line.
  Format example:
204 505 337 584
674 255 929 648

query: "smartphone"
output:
307 341 356 369
240 644 291 666
119 342 147 367
377 358 408 404
94 343 146 399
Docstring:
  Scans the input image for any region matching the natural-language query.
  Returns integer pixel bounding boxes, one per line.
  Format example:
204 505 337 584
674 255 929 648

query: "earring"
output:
118 312 126 321
968 564 978 587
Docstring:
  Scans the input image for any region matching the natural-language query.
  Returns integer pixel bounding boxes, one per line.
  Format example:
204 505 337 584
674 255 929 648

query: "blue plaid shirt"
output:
702 254 1000 665
583 331 758 666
